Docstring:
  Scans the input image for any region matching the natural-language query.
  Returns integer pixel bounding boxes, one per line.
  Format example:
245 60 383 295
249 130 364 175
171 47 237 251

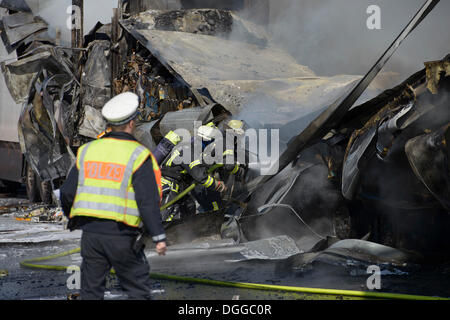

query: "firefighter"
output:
219 119 248 183
193 120 247 215
60 92 166 300
152 130 182 165
218 119 249 242
159 123 225 221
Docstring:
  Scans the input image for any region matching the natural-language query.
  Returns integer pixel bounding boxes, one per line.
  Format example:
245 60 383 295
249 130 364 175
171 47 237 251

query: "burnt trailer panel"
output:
0 30 21 143
0 7 77 199
119 8 362 139
0 9 24 183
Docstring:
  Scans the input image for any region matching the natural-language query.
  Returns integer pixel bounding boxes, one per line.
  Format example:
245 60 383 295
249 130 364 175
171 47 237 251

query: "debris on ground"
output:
13 206 65 224
0 0 449 301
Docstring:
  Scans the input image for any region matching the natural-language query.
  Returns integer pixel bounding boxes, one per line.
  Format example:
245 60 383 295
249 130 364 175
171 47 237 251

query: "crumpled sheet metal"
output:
159 103 231 137
134 120 159 151
77 40 111 139
0 0 31 13
17 58 76 181
81 40 111 110
405 123 450 211
19 91 74 181
2 34 75 103
285 239 422 272
77 105 107 139
139 9 233 36
0 11 47 49
425 60 450 94
121 10 361 118
2 50 52 103
125 28 314 87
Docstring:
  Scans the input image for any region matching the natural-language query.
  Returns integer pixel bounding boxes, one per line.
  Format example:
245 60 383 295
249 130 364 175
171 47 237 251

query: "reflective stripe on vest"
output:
70 138 162 227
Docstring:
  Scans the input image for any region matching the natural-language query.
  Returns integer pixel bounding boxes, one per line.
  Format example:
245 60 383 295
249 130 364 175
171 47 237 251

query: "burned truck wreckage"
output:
0 0 449 278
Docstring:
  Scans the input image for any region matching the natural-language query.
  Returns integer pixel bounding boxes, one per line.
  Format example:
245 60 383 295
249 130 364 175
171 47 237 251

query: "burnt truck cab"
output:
0 4 75 202
0 0 270 203
0 5 33 196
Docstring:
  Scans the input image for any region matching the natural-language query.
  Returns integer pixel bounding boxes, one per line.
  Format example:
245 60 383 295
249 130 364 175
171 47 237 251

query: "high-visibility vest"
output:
70 138 162 228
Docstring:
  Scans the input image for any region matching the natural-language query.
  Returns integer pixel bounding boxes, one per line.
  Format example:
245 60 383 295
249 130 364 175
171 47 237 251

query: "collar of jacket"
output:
103 131 137 141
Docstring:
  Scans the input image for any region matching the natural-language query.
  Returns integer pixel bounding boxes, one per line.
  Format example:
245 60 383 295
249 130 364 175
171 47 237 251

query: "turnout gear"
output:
160 176 195 222
162 138 221 190
152 131 182 165
232 166 246 181
160 130 226 215
159 120 248 216
70 138 162 228
165 130 181 146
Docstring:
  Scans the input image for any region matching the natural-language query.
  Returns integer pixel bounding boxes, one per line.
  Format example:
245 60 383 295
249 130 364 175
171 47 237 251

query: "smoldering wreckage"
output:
0 0 449 299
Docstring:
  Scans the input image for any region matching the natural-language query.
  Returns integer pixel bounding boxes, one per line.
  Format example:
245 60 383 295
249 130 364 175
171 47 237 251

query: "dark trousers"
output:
80 231 152 300
192 185 223 212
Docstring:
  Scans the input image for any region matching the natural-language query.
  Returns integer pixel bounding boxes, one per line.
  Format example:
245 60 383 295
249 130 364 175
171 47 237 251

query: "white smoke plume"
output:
264 0 450 80
25 0 118 44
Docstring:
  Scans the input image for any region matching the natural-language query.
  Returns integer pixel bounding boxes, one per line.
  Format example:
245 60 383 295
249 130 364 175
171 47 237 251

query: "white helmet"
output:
225 119 246 136
197 123 218 141
102 92 139 125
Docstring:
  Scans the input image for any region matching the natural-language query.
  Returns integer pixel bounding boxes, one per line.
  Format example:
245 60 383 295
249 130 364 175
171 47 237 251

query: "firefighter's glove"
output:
165 131 181 146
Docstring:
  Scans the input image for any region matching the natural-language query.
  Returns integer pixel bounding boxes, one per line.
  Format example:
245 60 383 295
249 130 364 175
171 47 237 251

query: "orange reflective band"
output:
151 154 163 199
84 161 126 182
96 127 112 140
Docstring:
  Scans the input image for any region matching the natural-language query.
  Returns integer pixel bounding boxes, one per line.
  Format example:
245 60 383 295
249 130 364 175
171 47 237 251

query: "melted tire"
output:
25 163 40 203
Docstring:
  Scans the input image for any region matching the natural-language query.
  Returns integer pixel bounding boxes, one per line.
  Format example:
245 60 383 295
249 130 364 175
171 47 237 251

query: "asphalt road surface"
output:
1 193 449 300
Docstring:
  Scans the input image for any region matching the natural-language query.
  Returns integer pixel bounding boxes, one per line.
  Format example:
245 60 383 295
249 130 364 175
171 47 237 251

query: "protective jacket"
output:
61 132 166 242
70 137 162 228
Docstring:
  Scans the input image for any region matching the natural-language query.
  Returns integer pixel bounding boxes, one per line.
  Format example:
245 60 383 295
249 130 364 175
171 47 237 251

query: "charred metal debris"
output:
0 3 449 258
0 7 237 192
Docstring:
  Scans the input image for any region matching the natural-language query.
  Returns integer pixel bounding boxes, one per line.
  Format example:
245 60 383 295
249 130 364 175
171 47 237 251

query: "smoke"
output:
227 1 450 256
26 0 117 45
228 0 450 152
264 0 450 80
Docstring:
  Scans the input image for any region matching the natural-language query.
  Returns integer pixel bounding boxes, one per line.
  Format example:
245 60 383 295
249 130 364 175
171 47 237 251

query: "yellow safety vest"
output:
70 138 162 228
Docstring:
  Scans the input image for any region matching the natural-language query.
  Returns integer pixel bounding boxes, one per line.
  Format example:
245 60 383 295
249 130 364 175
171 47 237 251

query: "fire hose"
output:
17 165 450 300
19 247 449 300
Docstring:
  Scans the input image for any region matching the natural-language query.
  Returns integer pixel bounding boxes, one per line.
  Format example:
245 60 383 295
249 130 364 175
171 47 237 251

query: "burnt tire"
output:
38 179 53 205
25 163 41 203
